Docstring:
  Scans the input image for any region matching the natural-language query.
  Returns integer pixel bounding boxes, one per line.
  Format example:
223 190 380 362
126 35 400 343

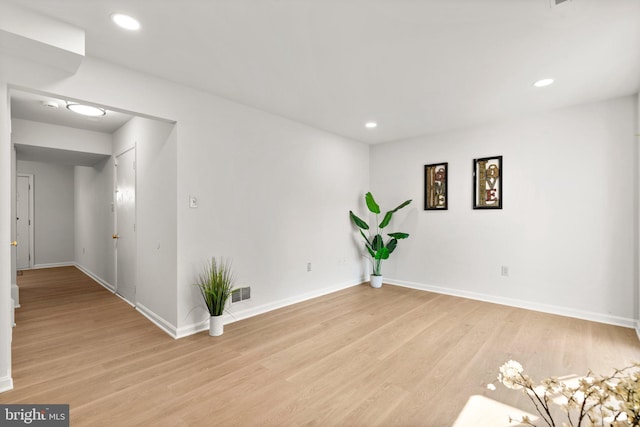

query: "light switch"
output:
189 196 198 208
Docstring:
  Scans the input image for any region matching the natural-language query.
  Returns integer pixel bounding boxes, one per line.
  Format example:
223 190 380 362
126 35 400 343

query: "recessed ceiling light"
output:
365 122 378 129
111 13 141 31
533 78 554 88
67 103 106 117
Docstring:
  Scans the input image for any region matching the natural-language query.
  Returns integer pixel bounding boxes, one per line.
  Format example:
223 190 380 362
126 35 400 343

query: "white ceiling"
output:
10 90 132 165
11 90 133 134
5 0 640 144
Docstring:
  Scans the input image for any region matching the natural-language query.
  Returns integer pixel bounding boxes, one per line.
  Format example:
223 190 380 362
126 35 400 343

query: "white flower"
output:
499 360 524 390
487 383 496 391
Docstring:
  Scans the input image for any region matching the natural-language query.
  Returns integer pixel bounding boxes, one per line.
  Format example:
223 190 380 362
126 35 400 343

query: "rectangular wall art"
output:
424 162 448 210
473 156 502 209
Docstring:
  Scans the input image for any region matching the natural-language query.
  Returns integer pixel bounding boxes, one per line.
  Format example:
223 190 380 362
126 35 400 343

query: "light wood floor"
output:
2 266 640 426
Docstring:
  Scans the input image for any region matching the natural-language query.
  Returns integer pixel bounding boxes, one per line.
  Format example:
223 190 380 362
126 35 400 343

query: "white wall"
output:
371 95 638 326
16 160 74 266
112 116 178 328
1 83 14 392
0 55 369 337
176 109 369 334
637 90 640 337
10 145 17 305
12 118 111 154
74 158 115 288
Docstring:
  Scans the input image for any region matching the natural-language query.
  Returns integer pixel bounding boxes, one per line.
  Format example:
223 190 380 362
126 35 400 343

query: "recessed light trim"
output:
67 103 106 117
533 78 554 88
365 122 378 129
111 13 141 31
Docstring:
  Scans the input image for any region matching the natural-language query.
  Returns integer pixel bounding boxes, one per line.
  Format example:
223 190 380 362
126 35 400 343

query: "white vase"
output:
209 315 224 336
370 274 383 288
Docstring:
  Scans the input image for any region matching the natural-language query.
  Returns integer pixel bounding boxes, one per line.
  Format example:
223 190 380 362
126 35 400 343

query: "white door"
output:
115 148 136 304
16 175 33 269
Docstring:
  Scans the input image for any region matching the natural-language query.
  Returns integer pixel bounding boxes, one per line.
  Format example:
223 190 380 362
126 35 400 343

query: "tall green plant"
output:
194 257 235 317
349 192 412 276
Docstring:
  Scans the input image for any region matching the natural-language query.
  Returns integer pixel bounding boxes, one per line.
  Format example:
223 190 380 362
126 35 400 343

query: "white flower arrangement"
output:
489 360 640 427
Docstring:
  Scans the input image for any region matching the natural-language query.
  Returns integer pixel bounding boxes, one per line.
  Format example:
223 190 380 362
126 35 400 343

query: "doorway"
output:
114 146 136 304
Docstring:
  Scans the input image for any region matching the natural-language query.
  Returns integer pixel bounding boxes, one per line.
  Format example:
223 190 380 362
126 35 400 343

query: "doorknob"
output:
10 241 17 246
112 234 119 239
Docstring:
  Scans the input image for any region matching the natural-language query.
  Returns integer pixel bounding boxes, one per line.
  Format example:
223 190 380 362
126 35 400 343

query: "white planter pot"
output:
370 275 383 288
209 315 224 336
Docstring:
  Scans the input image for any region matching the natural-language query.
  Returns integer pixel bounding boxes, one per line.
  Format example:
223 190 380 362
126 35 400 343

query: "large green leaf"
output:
388 232 409 239
365 244 375 258
359 229 370 245
349 211 369 230
374 246 390 260
390 199 412 213
387 238 398 254
372 234 383 251
365 192 381 214
379 211 394 229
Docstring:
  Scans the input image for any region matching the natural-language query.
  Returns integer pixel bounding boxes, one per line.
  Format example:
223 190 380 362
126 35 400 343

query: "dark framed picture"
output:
473 156 502 209
424 163 448 210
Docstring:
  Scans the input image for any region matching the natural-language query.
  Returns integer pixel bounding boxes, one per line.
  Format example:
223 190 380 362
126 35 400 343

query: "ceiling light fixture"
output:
533 78 554 88
67 103 107 117
111 13 141 31
365 122 378 129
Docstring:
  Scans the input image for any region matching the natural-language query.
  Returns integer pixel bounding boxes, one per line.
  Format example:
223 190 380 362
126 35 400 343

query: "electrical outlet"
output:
501 266 509 277
307 262 312 272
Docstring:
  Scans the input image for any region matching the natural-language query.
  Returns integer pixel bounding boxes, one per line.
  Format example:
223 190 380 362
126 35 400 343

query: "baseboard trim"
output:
11 283 19 308
73 263 115 293
136 303 178 339
176 319 208 339
175 278 364 339
388 278 636 329
0 375 14 393
636 321 640 341
31 262 75 269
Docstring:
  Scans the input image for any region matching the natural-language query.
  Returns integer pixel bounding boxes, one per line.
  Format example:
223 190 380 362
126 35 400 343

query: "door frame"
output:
16 173 34 270
113 145 137 305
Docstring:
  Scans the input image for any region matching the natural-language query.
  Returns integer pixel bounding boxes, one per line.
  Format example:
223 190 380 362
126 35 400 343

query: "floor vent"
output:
232 286 250 303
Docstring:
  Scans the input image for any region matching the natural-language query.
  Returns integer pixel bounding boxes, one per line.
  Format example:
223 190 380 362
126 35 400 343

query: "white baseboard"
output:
175 278 364 339
136 303 178 339
32 262 75 269
636 321 640 341
0 375 13 393
73 263 115 292
175 319 208 339
11 284 19 308
388 278 636 329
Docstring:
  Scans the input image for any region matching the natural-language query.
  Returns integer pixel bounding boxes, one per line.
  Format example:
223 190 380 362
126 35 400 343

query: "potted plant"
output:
349 192 412 288
194 257 235 336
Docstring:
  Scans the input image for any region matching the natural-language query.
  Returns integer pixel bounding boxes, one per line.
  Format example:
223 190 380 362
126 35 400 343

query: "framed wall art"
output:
473 156 502 209
424 162 448 210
